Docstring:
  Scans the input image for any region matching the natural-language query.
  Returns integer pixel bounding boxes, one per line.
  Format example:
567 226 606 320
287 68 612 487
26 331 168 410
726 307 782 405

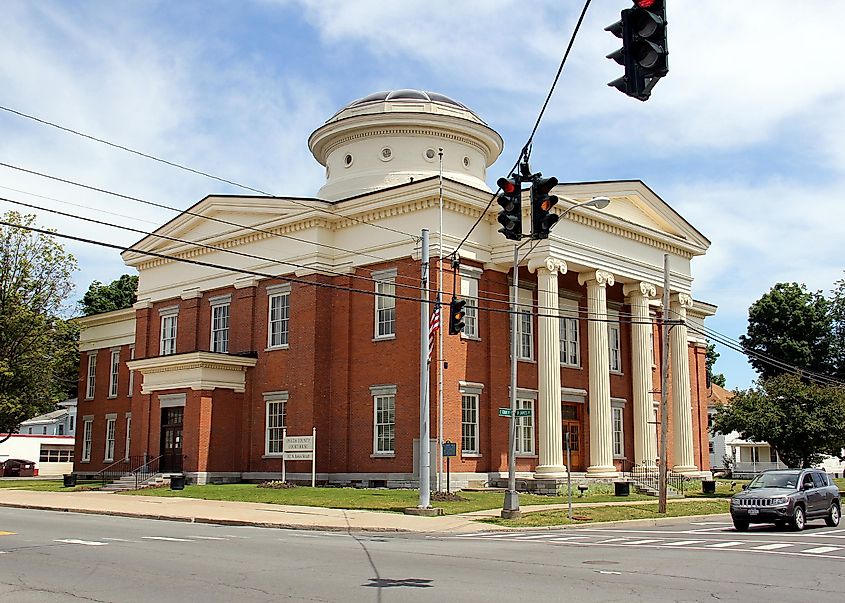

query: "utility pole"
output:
658 253 670 514
418 229 431 509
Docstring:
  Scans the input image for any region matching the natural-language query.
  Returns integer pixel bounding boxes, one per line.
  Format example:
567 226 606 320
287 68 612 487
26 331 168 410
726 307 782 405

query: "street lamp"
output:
502 196 611 519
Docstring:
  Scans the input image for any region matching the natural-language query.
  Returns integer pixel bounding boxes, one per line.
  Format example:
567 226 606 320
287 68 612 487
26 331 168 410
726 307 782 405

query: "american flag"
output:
428 303 440 363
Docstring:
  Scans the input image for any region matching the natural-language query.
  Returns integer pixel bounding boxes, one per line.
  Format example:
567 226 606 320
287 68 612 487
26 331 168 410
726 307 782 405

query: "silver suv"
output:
730 469 841 531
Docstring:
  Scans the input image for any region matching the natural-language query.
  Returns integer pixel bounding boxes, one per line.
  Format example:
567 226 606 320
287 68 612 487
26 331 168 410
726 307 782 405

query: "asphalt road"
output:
1 508 842 602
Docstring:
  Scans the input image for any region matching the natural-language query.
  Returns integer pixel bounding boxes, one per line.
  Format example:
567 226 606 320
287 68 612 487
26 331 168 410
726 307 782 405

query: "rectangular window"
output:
58 424 64 435
461 394 479 454
374 272 396 338
210 302 230 353
515 288 533 360
69 415 74 433
608 312 622 373
750 447 760 463
128 345 135 397
82 419 93 462
108 349 120 397
559 298 580 367
264 393 287 455
40 447 73 462
104 417 116 462
770 448 778 463
374 394 395 454
125 415 131 460
460 273 479 338
267 286 290 348
515 399 534 455
612 406 624 457
86 353 97 399
160 312 178 356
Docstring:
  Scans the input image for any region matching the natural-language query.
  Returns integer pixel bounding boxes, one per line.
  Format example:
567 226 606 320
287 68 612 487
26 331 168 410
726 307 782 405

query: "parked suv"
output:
730 469 841 531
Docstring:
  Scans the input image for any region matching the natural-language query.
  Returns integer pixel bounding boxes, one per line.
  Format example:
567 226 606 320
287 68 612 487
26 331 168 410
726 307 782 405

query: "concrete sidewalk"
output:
0 489 727 533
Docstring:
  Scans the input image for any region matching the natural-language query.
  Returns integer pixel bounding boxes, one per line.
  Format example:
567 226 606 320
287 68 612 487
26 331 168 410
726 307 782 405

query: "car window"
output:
748 472 799 489
802 474 815 489
811 472 827 488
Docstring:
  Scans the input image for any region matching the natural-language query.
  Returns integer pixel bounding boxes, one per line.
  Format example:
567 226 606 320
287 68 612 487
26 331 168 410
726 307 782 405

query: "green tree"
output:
0 211 78 441
739 282 834 380
712 374 845 468
706 343 726 387
80 274 138 316
830 278 845 381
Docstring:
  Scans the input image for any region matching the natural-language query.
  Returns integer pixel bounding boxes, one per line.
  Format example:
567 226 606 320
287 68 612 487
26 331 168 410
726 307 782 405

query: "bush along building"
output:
74 90 716 489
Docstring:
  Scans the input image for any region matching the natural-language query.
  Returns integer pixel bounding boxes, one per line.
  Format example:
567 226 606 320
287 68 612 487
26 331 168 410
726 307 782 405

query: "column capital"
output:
578 269 615 288
623 281 657 299
527 256 567 275
672 292 694 309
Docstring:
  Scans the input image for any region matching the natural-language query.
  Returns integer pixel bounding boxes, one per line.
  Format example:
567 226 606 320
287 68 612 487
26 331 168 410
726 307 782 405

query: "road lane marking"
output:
0 531 15 536
549 536 589 541
520 534 566 540
625 539 663 545
802 546 841 554
754 543 792 550
477 533 528 538
708 541 745 548
141 536 193 542
193 536 228 540
54 539 108 546
101 538 137 542
662 540 705 547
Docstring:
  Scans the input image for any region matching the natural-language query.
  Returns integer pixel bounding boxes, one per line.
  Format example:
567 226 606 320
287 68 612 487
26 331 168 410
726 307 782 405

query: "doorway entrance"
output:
160 407 183 472
562 403 582 471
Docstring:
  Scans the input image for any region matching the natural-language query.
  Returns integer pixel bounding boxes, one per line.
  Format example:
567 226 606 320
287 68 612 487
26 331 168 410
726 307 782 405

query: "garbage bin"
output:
702 480 716 494
170 474 186 490
614 481 630 497
63 474 77 488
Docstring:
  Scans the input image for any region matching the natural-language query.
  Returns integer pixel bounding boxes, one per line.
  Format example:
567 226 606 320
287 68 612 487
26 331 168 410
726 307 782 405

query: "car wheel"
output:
790 505 806 531
733 519 749 532
825 502 841 527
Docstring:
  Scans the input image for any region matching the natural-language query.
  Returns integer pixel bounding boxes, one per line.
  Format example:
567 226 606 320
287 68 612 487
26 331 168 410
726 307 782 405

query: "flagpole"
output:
437 147 445 493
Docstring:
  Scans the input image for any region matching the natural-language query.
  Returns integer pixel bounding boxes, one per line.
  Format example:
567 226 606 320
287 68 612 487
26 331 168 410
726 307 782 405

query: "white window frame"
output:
612 400 626 459
125 414 131 460
159 307 178 356
459 268 480 339
515 398 535 456
108 349 120 398
82 418 93 462
104 415 116 462
514 287 533 361
267 284 291 349
209 295 231 353
264 391 288 456
128 345 135 397
608 310 622 373
85 352 97 399
373 270 397 339
371 385 396 455
461 394 480 455
559 297 581 367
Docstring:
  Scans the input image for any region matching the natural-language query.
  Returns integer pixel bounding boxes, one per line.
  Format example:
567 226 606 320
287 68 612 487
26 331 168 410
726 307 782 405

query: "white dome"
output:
308 90 503 201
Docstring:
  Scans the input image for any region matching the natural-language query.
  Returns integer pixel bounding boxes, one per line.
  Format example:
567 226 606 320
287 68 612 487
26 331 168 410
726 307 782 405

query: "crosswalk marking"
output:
549 536 589 542
754 543 792 550
708 541 745 548
802 546 841 554
663 540 705 547
54 539 108 546
476 533 527 539
520 534 565 540
625 539 663 545
141 536 193 542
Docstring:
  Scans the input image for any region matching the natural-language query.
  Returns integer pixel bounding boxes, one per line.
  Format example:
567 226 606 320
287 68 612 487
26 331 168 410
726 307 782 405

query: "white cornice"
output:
127 351 258 394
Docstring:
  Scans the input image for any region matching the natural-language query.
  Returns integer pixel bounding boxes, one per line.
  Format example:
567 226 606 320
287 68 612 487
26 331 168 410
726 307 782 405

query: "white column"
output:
670 293 697 474
578 269 618 477
623 282 657 468
528 257 567 478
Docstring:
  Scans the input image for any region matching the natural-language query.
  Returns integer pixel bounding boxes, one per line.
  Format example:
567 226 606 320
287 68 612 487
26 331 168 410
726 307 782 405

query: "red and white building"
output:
74 90 716 486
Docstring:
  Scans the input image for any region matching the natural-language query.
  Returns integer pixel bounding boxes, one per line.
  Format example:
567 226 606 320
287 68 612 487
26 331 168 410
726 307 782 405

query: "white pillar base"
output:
673 465 699 475
586 465 620 478
534 465 568 479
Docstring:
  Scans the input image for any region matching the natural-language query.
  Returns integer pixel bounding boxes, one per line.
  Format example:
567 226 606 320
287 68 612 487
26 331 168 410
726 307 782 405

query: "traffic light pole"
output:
503 238 532 519
658 253 670 514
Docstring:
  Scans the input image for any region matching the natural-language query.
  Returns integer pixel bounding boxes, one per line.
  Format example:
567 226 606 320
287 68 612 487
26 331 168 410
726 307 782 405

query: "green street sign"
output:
498 408 512 417
515 409 532 417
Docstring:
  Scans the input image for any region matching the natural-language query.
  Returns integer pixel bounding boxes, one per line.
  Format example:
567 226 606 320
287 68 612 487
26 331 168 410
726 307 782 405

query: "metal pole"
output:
658 253 670 514
566 433 572 521
419 229 431 509
502 242 521 518
437 148 444 493
447 456 451 494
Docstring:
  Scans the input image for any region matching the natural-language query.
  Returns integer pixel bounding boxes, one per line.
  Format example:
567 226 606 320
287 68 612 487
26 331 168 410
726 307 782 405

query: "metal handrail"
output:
132 454 164 489
629 465 689 497
95 455 148 486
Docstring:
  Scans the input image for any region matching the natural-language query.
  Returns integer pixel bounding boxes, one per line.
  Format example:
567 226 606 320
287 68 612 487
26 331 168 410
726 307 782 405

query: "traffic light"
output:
606 0 668 101
496 176 522 241
448 297 466 335
530 175 559 239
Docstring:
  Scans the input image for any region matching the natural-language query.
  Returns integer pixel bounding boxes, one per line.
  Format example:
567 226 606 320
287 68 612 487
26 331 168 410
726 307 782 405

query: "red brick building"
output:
75 90 716 487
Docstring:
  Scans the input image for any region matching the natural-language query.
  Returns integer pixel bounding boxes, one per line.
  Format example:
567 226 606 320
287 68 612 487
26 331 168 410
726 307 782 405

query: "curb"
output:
467 512 732 532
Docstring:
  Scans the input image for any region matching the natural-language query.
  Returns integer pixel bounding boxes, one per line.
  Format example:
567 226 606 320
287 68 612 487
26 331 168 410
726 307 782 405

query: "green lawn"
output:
482 499 730 527
122 482 651 515
0 479 100 492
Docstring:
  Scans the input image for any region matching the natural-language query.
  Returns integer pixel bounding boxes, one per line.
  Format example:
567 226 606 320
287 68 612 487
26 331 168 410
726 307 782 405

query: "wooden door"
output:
160 407 183 472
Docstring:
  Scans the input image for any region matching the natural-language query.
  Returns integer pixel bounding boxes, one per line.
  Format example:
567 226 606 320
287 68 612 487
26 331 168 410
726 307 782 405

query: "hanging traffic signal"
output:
448 297 466 335
530 175 559 239
606 0 668 101
496 176 523 241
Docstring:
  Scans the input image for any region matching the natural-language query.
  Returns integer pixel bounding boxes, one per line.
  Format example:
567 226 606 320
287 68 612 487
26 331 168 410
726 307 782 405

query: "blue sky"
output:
2 1 844 389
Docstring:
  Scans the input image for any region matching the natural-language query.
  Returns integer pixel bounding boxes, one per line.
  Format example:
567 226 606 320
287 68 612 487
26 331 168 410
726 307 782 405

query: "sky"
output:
1 1 843 389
